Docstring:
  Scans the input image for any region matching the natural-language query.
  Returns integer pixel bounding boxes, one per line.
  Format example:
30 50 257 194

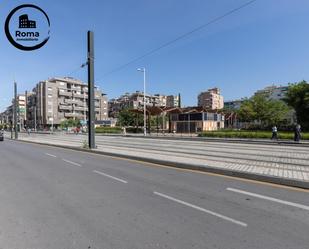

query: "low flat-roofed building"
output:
168 107 224 133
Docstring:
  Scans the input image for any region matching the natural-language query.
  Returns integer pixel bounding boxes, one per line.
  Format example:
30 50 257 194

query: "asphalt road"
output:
0 140 309 249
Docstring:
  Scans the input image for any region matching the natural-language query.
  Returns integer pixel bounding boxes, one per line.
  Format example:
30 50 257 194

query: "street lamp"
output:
51 99 54 133
137 68 147 136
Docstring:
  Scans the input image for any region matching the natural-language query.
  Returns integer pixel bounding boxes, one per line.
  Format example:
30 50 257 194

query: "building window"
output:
48 94 52 98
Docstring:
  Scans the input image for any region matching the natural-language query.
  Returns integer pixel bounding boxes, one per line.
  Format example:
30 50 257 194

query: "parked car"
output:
0 131 4 141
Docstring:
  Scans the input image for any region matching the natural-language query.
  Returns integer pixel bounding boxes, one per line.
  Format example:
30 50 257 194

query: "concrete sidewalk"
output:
6 132 309 189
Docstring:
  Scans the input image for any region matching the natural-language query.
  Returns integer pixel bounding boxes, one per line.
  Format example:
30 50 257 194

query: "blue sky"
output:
1 0 309 111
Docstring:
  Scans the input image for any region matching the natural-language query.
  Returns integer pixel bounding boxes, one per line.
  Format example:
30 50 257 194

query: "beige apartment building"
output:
108 91 172 117
0 94 26 129
197 87 224 110
28 77 108 129
166 95 180 108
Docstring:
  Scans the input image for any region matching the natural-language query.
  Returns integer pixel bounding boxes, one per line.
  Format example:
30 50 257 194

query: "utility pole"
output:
14 81 18 139
34 105 37 132
137 68 147 136
87 31 95 149
51 99 54 133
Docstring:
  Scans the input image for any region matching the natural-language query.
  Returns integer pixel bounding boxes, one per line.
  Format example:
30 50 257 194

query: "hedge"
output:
198 130 309 140
95 127 122 134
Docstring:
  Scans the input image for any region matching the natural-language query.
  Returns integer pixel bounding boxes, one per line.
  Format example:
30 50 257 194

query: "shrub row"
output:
95 127 122 134
198 130 309 140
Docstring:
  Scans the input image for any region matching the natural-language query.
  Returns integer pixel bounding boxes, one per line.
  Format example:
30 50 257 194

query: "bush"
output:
198 130 309 140
126 127 143 133
95 127 122 134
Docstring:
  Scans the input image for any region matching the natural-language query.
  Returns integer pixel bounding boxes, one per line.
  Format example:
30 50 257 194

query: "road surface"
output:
0 140 308 249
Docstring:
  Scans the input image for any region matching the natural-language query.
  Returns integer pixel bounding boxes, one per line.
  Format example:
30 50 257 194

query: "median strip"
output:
93 170 128 184
226 187 309 211
153 191 247 227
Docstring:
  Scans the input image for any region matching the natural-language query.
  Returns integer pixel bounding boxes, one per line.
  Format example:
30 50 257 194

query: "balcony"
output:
74 106 86 111
70 86 81 91
75 101 86 107
73 93 85 99
64 113 83 118
64 99 78 104
58 90 72 97
59 105 73 111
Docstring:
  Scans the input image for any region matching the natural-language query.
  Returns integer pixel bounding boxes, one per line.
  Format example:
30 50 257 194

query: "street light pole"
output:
138 68 147 136
84 90 86 125
87 30 95 149
14 81 18 139
34 105 37 132
51 99 54 133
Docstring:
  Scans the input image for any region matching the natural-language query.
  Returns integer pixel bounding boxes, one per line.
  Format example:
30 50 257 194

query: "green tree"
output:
266 99 290 125
238 98 256 122
60 118 81 129
117 109 135 127
238 95 289 128
284 81 309 130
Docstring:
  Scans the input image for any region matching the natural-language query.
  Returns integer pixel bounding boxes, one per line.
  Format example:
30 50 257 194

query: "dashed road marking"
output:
154 191 247 227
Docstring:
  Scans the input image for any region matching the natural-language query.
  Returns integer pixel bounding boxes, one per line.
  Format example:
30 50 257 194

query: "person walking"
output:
271 125 278 140
294 124 301 142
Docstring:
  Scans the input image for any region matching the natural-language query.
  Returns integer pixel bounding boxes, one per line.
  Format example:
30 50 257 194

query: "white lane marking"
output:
62 159 82 167
45 153 57 158
226 187 309 211
93 170 128 184
153 191 247 227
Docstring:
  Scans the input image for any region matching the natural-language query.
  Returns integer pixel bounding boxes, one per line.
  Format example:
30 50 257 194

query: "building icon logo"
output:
4 4 50 51
19 14 36 29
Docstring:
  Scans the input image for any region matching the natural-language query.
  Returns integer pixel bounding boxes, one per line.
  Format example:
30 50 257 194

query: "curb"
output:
9 138 309 190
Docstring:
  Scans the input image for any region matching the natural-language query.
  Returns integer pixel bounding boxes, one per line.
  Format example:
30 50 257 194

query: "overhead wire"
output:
96 0 258 81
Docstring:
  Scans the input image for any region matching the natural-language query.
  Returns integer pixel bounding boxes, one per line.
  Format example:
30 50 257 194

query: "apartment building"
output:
0 94 26 129
254 85 288 100
28 77 108 129
108 91 170 117
0 106 12 124
166 94 180 108
224 99 244 110
197 88 224 110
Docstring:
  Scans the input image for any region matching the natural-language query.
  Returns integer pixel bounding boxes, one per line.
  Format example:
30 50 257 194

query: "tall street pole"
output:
14 81 18 139
51 99 54 133
138 68 147 136
34 106 37 132
87 30 95 149
143 69 146 136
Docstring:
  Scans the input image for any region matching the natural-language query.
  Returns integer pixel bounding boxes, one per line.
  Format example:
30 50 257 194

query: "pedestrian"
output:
27 127 31 135
271 125 278 140
294 124 301 142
